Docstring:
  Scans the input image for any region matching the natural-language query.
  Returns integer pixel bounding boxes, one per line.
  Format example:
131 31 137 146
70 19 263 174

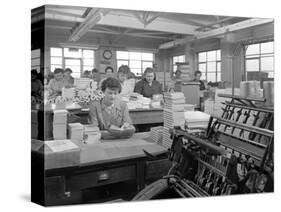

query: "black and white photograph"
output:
30 2 274 207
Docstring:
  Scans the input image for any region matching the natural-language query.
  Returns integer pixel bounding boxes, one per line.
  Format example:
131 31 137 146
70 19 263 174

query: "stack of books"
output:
184 111 210 129
162 92 186 148
53 109 68 140
150 126 163 144
83 124 101 144
68 123 84 144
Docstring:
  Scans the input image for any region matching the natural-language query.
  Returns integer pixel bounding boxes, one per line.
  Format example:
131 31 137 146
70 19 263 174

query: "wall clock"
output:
103 49 112 60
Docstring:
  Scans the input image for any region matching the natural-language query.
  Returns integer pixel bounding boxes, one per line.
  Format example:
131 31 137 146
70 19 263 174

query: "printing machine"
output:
133 94 274 200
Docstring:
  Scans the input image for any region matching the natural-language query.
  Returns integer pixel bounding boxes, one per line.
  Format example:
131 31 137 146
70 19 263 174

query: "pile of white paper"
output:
68 123 84 143
122 94 152 110
62 87 75 100
162 127 173 149
184 111 210 129
83 124 101 144
163 92 186 129
53 109 68 140
150 126 163 144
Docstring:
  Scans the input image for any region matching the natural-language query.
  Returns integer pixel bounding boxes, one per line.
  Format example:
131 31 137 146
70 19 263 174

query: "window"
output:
245 41 274 78
50 47 95 78
116 51 154 76
197 50 221 82
172 55 185 72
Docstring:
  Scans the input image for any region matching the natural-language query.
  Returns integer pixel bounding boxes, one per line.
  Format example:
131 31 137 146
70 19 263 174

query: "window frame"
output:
172 55 186 73
116 51 154 77
50 47 95 78
197 49 221 82
244 41 274 79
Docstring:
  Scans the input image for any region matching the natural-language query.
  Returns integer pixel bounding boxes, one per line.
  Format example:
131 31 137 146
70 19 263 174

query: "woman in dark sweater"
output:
134 67 162 98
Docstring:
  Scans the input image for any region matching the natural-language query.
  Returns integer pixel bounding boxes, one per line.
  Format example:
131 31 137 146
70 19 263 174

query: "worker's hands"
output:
121 122 131 129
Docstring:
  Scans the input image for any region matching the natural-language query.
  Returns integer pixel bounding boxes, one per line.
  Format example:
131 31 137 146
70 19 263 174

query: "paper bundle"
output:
184 111 210 129
83 124 101 144
68 123 84 143
62 87 75 100
162 127 173 149
150 126 163 144
53 109 68 140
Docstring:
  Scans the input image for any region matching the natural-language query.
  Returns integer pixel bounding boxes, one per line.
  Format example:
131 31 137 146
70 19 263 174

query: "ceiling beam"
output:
46 25 172 40
159 18 273 49
196 18 273 39
69 8 105 42
45 12 84 23
195 17 237 31
98 14 197 34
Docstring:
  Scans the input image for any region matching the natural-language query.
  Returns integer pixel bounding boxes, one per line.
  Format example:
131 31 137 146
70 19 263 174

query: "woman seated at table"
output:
117 65 136 96
47 68 71 97
89 77 135 139
134 67 162 98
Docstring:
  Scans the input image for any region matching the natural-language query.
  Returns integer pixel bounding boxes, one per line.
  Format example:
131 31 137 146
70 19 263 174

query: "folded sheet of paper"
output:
45 139 79 152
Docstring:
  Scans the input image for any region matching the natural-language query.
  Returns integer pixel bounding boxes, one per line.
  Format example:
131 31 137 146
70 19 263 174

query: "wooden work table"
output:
31 133 171 206
32 105 164 140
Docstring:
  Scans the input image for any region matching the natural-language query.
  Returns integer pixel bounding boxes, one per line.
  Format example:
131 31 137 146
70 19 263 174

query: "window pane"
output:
129 52 142 60
83 50 94 58
217 62 221 72
217 72 221 81
130 60 141 68
117 51 129 59
246 44 260 55
131 68 142 76
117 60 129 68
51 57 62 65
207 73 216 82
261 57 274 71
207 51 216 61
64 48 82 58
173 65 177 72
246 59 259 71
207 62 216 72
173 56 178 64
178 55 185 62
83 66 93 72
65 59 80 66
83 59 94 66
50 48 62 56
216 50 221 61
261 42 274 54
201 73 206 80
142 61 153 70
267 71 274 78
142 53 153 61
51 65 62 72
198 52 207 62
198 63 206 73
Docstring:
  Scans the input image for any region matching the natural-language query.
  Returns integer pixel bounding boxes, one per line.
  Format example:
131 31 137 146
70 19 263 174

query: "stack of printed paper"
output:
150 126 163 144
83 124 101 144
184 111 210 129
68 123 84 143
53 109 68 140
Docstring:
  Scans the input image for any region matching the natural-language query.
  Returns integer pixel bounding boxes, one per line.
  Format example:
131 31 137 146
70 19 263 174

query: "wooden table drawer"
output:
66 165 136 191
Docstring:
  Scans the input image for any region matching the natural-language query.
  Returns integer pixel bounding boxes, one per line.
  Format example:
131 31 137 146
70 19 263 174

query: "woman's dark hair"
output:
31 69 38 76
92 68 99 73
118 65 130 75
143 67 156 80
64 68 72 73
101 77 121 93
105 66 114 73
194 70 202 76
54 68 64 74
